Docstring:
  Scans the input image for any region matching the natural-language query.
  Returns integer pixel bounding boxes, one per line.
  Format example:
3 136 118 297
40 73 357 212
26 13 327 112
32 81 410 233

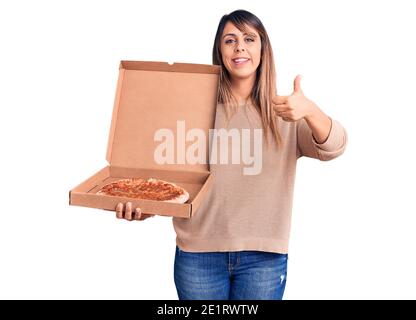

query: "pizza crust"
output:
162 190 190 203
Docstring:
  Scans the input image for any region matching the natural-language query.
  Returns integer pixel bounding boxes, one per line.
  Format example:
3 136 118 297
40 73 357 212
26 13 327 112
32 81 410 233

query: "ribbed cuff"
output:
312 117 346 151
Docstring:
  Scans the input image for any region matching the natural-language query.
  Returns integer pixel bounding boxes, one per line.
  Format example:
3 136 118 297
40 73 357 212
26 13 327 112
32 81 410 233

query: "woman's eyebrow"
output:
222 32 258 39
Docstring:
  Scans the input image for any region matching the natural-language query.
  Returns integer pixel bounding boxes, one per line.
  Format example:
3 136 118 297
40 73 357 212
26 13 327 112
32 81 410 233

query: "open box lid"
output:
106 61 220 173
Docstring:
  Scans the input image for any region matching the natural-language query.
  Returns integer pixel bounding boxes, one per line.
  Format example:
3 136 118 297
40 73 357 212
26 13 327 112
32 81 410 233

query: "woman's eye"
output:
224 38 254 44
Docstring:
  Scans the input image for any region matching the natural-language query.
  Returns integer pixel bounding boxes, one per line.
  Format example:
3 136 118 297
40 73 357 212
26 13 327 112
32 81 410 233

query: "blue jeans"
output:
174 245 288 300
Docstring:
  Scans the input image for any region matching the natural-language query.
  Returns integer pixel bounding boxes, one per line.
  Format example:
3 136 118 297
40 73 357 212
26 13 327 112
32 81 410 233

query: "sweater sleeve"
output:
296 117 348 161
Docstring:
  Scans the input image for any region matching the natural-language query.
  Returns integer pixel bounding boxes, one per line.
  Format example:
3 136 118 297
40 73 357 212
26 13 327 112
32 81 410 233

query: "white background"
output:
1 0 415 299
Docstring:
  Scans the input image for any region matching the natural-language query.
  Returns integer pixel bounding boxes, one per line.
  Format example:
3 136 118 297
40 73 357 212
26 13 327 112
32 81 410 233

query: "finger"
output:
134 207 142 220
280 113 295 122
278 111 292 118
276 109 292 120
135 208 155 221
293 75 302 93
116 203 124 219
273 104 290 112
272 95 288 105
125 202 133 221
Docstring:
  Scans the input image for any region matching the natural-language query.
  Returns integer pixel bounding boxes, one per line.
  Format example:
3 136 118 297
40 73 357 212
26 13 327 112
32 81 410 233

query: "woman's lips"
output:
232 58 250 66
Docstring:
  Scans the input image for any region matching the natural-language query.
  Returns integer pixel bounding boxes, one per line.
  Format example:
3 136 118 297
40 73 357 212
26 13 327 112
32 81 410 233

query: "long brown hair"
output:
212 9 282 148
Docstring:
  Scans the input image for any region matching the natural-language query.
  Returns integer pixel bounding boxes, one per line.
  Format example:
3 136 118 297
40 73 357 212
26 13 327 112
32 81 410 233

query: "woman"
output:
115 9 347 300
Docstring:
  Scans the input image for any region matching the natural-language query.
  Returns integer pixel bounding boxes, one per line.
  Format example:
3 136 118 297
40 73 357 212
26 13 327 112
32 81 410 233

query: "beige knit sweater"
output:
172 102 348 254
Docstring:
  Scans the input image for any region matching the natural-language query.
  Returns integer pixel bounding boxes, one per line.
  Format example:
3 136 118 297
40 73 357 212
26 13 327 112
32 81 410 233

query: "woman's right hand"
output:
115 202 155 221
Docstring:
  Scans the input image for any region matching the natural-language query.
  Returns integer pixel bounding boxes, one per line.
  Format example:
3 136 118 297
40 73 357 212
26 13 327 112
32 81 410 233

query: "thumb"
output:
293 75 302 94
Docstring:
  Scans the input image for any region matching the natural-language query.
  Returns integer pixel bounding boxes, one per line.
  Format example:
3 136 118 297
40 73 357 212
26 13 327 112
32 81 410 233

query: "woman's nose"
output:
235 41 246 52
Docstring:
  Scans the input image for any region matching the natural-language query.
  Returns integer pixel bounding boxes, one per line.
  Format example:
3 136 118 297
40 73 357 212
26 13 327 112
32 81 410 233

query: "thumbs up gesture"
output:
272 75 316 122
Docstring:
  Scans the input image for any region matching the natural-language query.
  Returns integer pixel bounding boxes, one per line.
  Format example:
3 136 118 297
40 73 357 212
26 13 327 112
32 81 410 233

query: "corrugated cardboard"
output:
70 60 220 218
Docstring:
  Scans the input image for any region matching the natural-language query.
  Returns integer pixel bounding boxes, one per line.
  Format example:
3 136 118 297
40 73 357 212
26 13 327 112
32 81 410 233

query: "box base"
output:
69 166 212 218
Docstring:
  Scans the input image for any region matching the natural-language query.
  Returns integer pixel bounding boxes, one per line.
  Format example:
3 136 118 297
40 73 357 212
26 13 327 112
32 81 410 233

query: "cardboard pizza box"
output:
69 60 220 218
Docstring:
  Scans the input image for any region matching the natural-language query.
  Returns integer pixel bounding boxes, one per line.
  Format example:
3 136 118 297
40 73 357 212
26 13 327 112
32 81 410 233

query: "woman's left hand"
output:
272 75 317 122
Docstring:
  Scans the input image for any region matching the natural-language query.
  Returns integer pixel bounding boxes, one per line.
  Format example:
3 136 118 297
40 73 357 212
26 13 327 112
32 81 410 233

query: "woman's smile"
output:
232 57 251 66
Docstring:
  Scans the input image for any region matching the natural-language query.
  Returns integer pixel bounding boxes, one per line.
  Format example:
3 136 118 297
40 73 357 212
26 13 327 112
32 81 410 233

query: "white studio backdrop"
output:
0 0 415 299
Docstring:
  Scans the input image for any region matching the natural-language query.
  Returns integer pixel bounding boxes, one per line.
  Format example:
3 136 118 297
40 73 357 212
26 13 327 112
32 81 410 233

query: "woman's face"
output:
220 21 261 82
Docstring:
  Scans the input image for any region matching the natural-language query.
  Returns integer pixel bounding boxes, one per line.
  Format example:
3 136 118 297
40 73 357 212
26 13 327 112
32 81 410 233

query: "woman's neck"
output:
230 75 255 105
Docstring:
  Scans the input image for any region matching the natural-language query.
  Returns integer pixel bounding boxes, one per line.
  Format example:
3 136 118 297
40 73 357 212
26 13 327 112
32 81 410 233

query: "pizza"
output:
96 178 189 203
